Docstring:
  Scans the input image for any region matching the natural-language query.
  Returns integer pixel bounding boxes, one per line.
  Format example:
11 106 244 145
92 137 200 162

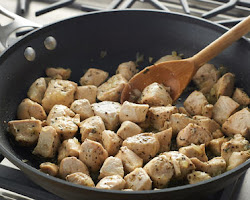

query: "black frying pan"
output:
0 9 249 200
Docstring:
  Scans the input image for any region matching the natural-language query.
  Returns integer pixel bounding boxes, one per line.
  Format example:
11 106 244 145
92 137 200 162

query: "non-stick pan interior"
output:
0 10 249 199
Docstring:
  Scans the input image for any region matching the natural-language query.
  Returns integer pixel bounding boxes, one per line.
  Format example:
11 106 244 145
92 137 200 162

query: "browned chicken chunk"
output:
70 99 94 121
99 156 124 179
187 171 211 184
75 85 97 104
117 121 142 140
201 104 214 118
208 137 228 156
46 67 71 80
227 151 250 170
58 137 81 162
96 175 126 190
27 77 47 104
102 130 123 156
66 172 95 187
40 162 58 177
116 61 137 80
193 115 221 134
232 88 250 106
155 52 182 64
80 68 109 87
179 144 208 162
154 128 172 153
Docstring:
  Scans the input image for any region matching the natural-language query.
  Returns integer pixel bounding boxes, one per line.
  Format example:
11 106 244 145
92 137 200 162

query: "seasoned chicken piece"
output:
178 107 191 117
221 134 249 164
232 88 250 106
184 91 209 116
208 137 228 156
80 68 109 87
193 115 221 134
8 119 42 146
144 155 174 188
148 106 178 130
17 98 47 120
102 130 123 156
70 99 94 121
40 162 58 177
79 116 105 143
33 126 60 158
27 77 47 104
122 133 160 162
124 168 152 191
187 171 211 184
97 74 127 102
116 61 137 80
58 137 81 162
42 79 77 113
222 108 250 139
163 151 195 179
212 129 224 139
66 172 95 187
201 104 213 118
96 175 126 190
99 156 124 179
227 151 250 170
59 157 89 179
212 72 235 99
115 146 143 173
176 123 213 148
79 139 108 172
75 85 97 104
168 113 197 137
179 144 208 162
192 63 219 94
138 82 172 106
154 128 172 153
190 157 226 177
212 96 239 125
92 101 121 130
119 101 149 123
46 67 71 80
117 121 142 140
155 52 182 64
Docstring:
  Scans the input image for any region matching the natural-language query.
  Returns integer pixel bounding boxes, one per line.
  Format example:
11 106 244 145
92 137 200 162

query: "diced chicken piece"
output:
201 104 213 118
163 151 195 179
178 107 191 117
27 77 47 104
232 88 250 106
96 175 126 190
80 68 109 87
40 162 58 177
115 146 143 173
168 113 197 137
138 82 172 106
116 61 137 80
102 130 122 156
33 126 60 158
42 79 77 113
184 91 209 116
208 137 228 156
92 101 121 130
179 144 208 162
187 171 211 184
17 98 47 120
227 151 250 170
177 123 213 148
221 134 249 164
192 63 219 94
190 157 226 177
123 133 160 162
70 99 94 121
119 101 149 123
79 116 105 143
144 155 174 188
66 172 95 187
212 72 235 99
46 67 71 80
75 85 97 104
212 129 224 139
79 139 108 172
154 128 172 153
124 168 152 191
59 157 89 179
97 74 127 102
155 52 182 64
148 106 178 130
193 115 221 134
117 121 142 140
222 108 250 139
99 156 124 179
58 137 81 162
212 96 239 125
137 116 151 131
8 119 42 146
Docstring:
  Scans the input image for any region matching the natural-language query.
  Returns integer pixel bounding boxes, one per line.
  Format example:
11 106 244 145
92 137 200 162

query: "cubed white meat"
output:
66 172 95 187
70 99 94 121
96 175 126 190
212 129 224 139
116 61 137 80
178 107 192 117
92 101 121 130
207 137 228 156
155 52 182 64
154 128 172 153
193 115 221 134
227 151 250 170
201 104 214 118
187 171 211 184
99 156 124 179
40 162 58 177
179 144 208 162
58 137 81 162
75 85 97 104
117 121 142 140
27 77 47 104
46 67 71 80
119 101 149 123
79 68 109 86
97 74 127 102
232 88 250 106
102 130 123 156
79 139 108 172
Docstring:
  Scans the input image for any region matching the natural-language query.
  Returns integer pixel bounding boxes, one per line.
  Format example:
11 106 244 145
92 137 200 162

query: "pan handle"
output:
0 5 41 48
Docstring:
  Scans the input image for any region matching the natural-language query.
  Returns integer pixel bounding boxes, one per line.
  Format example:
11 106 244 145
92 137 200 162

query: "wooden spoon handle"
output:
191 15 250 70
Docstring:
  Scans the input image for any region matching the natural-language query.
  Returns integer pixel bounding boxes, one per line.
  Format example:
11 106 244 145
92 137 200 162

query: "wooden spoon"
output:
121 16 250 103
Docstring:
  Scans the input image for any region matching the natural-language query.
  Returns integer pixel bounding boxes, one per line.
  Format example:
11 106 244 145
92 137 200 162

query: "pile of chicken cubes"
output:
8 53 250 191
